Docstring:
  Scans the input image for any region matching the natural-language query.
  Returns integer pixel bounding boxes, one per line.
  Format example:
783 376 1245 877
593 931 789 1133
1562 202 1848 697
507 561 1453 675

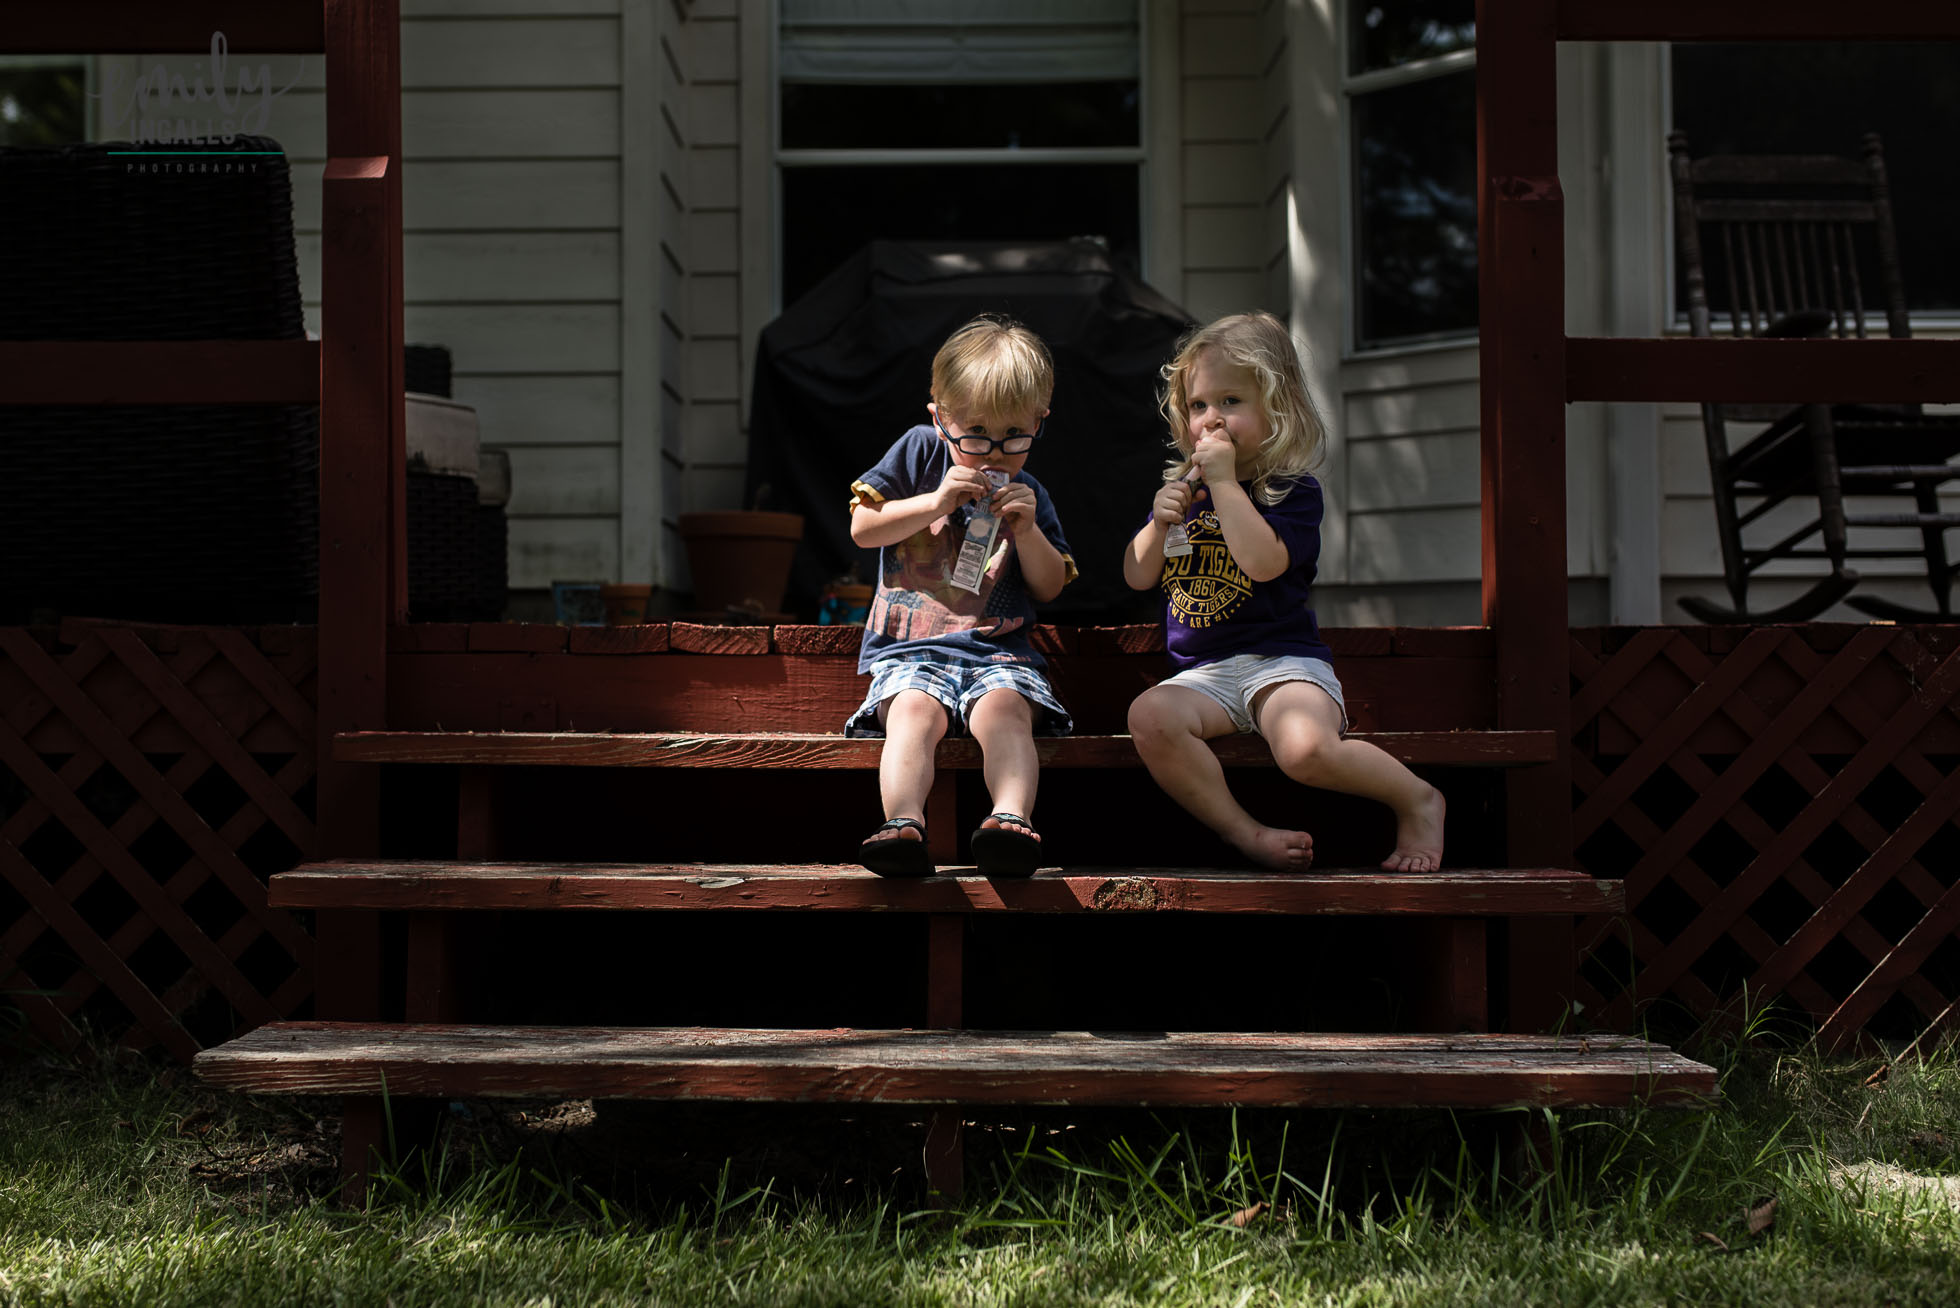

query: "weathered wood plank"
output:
1556 0 1960 42
332 730 1559 769
269 862 1624 916
194 1023 1720 1107
0 342 320 405
1567 338 1960 405
1 4 324 53
382 646 1502 734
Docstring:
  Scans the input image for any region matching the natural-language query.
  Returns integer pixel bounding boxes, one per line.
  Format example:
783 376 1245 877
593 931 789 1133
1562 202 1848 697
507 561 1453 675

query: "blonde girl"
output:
1122 312 1446 872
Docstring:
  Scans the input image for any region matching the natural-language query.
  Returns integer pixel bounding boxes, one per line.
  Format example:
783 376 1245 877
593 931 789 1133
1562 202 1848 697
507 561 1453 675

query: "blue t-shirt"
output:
1155 476 1334 671
851 424 1075 674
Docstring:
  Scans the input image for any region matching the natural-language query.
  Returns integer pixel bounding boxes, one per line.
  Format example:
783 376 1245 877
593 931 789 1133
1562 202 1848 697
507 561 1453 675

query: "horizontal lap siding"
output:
102 10 630 591
1180 1 1277 322
1342 367 1483 591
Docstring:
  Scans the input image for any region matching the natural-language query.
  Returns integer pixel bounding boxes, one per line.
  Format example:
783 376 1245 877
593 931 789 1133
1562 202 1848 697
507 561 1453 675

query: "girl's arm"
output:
1123 479 1194 589
1187 434 1290 583
850 465 991 549
1205 479 1290 583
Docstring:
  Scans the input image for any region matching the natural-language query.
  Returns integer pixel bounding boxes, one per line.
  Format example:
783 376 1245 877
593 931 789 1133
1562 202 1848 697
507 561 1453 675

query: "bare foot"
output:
1229 824 1313 871
1381 785 1446 872
978 814 1041 842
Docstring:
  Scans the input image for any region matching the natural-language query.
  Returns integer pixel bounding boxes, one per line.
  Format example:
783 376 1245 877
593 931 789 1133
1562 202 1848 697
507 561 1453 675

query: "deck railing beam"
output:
1556 0 1960 42
0 4 325 54
315 0 405 1024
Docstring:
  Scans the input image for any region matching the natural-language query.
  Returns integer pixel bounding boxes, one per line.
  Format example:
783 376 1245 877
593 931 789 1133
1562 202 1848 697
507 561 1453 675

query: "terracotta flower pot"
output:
677 511 805 614
599 583 652 625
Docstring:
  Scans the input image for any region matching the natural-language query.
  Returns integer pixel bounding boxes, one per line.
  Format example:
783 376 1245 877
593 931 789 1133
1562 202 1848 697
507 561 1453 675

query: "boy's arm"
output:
1012 517 1068 602
850 465 991 549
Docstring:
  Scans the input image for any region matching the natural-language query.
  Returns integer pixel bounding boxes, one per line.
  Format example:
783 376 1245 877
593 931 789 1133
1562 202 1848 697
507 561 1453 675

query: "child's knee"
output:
1269 727 1336 780
968 687 1033 735
1127 687 1187 742
882 689 950 736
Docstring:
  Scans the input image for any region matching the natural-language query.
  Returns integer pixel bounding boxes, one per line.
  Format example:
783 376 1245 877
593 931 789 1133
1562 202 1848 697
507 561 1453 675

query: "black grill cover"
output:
746 239 1195 623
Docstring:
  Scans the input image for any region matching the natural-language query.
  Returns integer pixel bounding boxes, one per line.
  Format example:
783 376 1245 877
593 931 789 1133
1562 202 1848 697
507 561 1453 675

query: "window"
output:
1343 1 1477 350
0 57 86 146
1671 43 1960 316
775 1 1143 308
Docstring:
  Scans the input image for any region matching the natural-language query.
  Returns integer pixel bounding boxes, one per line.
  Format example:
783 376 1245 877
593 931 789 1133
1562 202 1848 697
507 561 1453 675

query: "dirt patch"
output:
1091 877 1163 911
1830 1161 1960 1209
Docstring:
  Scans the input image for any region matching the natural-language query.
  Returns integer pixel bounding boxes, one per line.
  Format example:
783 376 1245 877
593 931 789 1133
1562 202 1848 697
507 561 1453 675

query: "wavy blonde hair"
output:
931 314 1054 421
1159 311 1326 506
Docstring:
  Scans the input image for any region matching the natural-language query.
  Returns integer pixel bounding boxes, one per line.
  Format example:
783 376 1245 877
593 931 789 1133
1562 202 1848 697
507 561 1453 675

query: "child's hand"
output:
1151 479 1194 527
934 464 993 516
992 481 1039 534
1190 434 1238 485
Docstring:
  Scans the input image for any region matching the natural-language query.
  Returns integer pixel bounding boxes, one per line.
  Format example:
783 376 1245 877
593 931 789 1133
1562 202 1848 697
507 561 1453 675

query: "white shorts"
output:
1157 652 1348 736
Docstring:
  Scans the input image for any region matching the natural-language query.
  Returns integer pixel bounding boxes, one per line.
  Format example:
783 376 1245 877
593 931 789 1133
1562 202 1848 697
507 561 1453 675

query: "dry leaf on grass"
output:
1228 1202 1268 1228
1695 1232 1730 1252
1747 1198 1778 1235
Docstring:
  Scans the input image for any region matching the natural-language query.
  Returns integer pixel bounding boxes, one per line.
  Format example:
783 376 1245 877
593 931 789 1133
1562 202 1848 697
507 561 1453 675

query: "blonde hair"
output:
930 314 1054 421
1159 311 1327 506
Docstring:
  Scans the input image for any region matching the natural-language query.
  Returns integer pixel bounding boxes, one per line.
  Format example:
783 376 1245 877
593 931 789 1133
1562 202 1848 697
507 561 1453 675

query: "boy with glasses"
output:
846 314 1077 878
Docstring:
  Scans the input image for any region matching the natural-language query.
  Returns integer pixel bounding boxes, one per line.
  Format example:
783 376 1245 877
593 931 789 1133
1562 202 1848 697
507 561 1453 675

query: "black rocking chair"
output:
1669 131 1960 623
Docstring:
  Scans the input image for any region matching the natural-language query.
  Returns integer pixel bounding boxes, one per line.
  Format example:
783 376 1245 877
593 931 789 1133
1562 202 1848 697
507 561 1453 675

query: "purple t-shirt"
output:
1156 476 1334 671
851 425 1074 674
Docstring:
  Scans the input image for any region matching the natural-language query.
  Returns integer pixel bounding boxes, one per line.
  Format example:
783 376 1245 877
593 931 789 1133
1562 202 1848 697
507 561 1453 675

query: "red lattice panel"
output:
0 623 317 1061
1571 625 1960 1051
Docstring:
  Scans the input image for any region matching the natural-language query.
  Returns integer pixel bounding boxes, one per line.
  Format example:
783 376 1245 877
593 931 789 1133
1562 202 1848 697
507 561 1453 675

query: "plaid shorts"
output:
845 652 1074 737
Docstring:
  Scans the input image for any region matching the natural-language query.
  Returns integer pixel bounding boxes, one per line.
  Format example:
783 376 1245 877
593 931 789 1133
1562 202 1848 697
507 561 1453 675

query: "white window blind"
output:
779 0 1139 84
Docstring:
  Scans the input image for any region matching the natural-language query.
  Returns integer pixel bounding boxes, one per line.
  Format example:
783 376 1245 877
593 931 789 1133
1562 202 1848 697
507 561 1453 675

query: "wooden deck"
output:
270 862 1623 915
195 1023 1717 1109
334 729 1557 769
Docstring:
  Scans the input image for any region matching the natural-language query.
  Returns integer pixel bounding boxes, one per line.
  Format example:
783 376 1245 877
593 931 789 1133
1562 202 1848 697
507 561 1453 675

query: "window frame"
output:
1661 43 1960 336
1338 4 1479 358
0 54 94 146
768 7 1152 318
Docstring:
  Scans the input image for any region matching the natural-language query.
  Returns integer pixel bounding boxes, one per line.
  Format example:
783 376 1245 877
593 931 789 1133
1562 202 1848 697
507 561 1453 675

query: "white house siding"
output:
98 0 663 598
672 0 746 594
1300 38 1610 626
1177 0 1279 324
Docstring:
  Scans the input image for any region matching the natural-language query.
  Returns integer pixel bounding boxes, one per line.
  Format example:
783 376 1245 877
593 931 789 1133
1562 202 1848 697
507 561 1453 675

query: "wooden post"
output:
1407 918 1488 1032
1477 0 1574 1032
925 913 964 1201
317 0 405 1204
924 770 959 867
315 0 405 1031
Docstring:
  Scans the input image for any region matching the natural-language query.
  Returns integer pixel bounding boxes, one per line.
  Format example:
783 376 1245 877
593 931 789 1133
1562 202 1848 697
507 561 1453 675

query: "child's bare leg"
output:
867 690 949 845
1252 682 1446 872
1128 684 1312 870
966 687 1038 838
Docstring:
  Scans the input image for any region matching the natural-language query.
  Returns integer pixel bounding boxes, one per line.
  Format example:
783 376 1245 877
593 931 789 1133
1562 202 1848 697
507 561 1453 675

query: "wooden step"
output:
271 862 1622 916
334 729 1558 769
195 1023 1718 1109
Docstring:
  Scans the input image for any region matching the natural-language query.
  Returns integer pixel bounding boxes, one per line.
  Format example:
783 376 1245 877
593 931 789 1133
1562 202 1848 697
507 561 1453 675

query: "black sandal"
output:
858 816 934 878
971 812 1042 879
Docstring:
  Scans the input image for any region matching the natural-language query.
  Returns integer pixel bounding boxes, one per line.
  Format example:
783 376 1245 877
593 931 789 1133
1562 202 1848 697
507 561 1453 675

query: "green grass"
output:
5 1028 1960 1306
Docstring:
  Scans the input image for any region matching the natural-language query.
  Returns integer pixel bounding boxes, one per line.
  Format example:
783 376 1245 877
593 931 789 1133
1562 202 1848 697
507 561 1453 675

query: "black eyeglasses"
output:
935 413 1043 456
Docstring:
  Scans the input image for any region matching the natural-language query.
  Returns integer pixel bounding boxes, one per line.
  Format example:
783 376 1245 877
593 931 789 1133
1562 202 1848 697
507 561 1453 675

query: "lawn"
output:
4 1023 1960 1307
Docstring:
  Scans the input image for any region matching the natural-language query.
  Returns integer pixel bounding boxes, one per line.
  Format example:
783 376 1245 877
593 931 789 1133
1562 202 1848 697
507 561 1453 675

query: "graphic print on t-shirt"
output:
1161 509 1250 629
867 510 1023 643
